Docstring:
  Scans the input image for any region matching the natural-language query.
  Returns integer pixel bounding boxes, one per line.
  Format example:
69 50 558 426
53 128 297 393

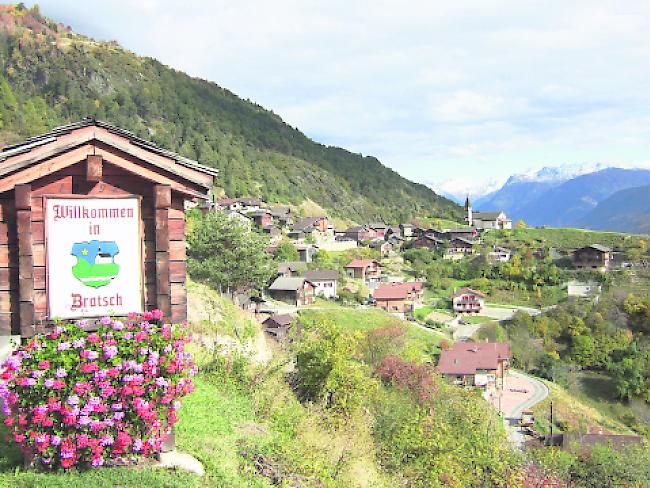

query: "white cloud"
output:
27 0 650 187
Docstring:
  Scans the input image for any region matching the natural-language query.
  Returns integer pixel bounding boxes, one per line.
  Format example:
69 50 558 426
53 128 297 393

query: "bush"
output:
0 312 195 470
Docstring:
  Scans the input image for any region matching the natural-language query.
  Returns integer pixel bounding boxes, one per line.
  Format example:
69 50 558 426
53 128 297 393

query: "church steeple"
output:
464 195 473 226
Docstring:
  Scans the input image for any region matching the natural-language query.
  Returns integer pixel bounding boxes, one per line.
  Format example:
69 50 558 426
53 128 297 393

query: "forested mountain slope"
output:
0 5 460 223
578 184 650 234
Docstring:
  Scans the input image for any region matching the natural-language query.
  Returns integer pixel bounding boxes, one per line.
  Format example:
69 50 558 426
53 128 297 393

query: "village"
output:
203 192 636 451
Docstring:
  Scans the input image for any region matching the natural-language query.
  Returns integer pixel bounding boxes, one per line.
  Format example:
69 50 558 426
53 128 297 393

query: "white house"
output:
489 246 512 262
452 287 486 314
465 197 512 230
567 280 602 298
302 270 338 299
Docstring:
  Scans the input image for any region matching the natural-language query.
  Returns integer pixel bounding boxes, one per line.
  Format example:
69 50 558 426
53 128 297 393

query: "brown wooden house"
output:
0 119 216 338
573 244 612 272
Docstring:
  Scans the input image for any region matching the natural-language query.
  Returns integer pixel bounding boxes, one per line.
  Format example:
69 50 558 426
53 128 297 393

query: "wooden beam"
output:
15 184 34 338
154 185 171 318
86 154 103 182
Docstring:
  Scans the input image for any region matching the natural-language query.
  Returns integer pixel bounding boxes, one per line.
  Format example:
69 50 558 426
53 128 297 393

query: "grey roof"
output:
584 244 612 253
450 237 475 245
277 261 308 272
269 276 309 291
294 216 326 231
303 270 339 281
269 206 291 217
473 211 508 220
263 314 295 327
369 239 389 248
0 118 219 182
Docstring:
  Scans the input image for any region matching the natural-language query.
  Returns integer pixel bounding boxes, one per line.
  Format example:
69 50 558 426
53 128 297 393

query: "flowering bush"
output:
0 310 196 469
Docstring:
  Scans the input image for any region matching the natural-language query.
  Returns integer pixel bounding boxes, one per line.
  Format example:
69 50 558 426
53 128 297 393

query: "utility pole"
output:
548 400 554 446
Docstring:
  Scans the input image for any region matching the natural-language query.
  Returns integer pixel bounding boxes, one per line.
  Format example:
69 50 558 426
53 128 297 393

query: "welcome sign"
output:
45 197 143 319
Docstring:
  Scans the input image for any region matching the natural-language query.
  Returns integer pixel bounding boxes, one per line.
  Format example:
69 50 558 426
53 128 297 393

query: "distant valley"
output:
440 166 650 234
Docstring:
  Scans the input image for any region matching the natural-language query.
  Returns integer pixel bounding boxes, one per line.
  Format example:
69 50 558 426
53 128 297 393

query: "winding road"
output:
487 370 549 447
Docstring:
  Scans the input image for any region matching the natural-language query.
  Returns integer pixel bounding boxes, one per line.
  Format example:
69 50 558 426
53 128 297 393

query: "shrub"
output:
0 311 195 470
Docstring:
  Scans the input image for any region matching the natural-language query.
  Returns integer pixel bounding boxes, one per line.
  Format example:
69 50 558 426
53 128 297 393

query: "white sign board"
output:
45 197 143 319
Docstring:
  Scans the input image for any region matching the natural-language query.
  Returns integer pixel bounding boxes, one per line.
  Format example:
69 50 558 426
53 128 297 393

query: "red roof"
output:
373 284 410 300
452 287 486 299
345 259 379 269
437 342 510 375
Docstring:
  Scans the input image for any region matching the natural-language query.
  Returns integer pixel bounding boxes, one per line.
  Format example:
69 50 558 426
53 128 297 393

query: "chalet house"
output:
368 223 387 238
441 228 479 241
269 206 293 227
399 223 415 238
373 284 412 317
369 238 392 257
216 197 241 211
465 197 512 230
413 234 443 250
238 197 264 213
344 259 382 282
437 342 510 391
277 261 308 277
452 287 486 314
293 216 332 238
267 277 315 306
446 237 475 256
372 281 424 317
573 244 612 272
344 225 377 242
262 313 298 342
249 210 273 227
302 270 338 299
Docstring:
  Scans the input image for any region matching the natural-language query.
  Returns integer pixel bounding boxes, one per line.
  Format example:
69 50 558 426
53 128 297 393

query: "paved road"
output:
488 370 549 448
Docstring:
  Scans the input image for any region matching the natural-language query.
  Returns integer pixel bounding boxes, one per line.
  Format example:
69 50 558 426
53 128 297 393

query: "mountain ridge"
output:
0 4 461 224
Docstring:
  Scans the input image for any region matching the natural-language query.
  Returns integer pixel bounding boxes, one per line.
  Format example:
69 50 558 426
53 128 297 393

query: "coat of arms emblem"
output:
70 240 120 288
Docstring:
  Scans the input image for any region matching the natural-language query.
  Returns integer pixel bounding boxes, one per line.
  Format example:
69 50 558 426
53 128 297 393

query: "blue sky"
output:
29 1 650 194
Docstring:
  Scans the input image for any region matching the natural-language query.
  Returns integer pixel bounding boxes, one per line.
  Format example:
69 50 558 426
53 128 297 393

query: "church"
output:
464 197 512 230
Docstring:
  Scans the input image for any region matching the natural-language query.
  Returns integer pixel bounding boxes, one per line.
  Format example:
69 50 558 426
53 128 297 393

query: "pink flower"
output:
87 333 101 343
151 309 164 321
142 311 154 321
55 368 67 378
37 360 50 370
57 342 71 351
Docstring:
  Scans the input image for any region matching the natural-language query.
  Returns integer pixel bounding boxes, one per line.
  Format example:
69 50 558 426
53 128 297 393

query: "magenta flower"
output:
100 316 112 325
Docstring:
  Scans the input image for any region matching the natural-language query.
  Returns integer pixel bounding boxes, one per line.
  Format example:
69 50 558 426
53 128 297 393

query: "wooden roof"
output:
0 119 217 198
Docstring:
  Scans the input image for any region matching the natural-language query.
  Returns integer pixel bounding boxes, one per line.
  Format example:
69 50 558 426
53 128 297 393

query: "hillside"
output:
0 5 460 223
577 184 650 234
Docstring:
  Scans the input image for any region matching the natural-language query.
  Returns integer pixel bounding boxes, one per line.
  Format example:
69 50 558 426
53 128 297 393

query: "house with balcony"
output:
437 341 510 391
452 287 485 314
344 258 382 282
302 270 339 299
573 244 612 272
